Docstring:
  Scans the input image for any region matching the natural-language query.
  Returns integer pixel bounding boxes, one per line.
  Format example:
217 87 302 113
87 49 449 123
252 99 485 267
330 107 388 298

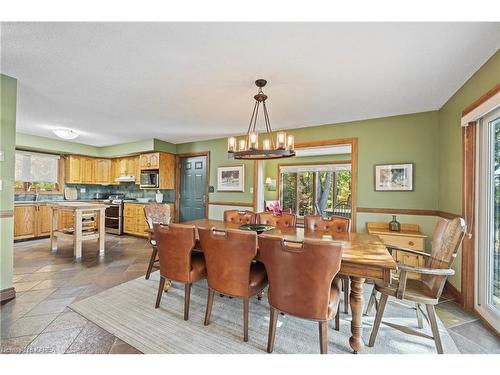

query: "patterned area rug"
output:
70 272 458 354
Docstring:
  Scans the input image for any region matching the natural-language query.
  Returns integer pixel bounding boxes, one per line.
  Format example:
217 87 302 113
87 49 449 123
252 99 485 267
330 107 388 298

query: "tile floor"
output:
1 235 499 354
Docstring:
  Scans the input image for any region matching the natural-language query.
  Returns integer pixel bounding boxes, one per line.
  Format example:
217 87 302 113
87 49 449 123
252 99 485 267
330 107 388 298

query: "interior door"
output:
179 156 207 222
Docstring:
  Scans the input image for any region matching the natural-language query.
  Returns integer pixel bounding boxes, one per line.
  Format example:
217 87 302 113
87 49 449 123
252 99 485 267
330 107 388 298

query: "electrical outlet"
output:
80 188 86 193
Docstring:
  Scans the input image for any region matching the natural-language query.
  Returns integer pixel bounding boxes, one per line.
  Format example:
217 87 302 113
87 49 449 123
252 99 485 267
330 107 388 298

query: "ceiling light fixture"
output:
53 128 79 140
227 79 295 160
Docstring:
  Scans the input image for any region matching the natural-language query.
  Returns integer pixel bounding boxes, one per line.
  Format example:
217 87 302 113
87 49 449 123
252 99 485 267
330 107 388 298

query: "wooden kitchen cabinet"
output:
37 204 53 236
93 158 112 184
140 152 160 169
81 157 94 183
14 205 37 240
65 155 82 183
123 202 174 237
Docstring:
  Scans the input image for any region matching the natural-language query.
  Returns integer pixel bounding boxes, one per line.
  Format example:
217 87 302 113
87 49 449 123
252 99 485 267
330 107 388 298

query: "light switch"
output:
0 179 2 191
250 187 254 194
0 151 4 161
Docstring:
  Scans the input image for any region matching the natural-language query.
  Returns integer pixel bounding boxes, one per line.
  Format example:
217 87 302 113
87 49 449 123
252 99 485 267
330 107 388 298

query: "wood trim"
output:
294 138 357 149
0 210 14 218
443 281 463 305
174 151 210 222
436 210 461 219
208 201 254 207
473 308 500 336
357 207 437 216
0 287 16 303
461 122 476 311
462 83 500 117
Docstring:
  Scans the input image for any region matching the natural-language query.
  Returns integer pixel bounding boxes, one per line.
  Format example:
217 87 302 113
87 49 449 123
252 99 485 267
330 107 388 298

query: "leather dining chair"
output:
198 227 268 342
367 217 466 354
223 210 256 224
153 223 207 320
304 215 351 314
257 212 296 229
144 203 171 280
258 234 344 354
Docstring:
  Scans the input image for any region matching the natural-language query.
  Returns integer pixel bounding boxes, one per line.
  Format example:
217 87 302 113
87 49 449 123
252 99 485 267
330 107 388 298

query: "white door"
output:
477 107 500 332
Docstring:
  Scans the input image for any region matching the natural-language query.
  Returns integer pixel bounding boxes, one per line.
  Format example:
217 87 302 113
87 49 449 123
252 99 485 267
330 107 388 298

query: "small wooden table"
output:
182 219 397 353
49 202 108 260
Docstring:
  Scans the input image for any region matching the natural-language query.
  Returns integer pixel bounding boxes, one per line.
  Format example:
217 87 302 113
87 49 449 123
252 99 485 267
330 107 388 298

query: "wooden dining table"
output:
181 218 397 353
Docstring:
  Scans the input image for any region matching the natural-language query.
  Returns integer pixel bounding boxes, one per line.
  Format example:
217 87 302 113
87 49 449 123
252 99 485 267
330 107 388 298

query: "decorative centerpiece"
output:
389 215 401 231
239 224 275 234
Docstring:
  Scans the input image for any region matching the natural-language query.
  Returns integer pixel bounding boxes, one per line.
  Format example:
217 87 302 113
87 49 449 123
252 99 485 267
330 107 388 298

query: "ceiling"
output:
1 22 499 146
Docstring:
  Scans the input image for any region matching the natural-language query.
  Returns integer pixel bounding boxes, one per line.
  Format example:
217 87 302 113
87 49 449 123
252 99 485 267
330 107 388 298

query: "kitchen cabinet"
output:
65 155 82 183
93 158 112 184
14 205 37 240
123 202 174 237
140 153 160 169
159 152 175 189
81 157 94 183
37 204 53 236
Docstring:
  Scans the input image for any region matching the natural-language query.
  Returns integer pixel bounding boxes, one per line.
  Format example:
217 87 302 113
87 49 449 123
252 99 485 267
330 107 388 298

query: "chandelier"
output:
227 79 296 160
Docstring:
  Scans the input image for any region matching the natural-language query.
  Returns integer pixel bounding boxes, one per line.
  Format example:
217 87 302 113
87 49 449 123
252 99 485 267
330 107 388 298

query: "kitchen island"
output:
48 202 108 260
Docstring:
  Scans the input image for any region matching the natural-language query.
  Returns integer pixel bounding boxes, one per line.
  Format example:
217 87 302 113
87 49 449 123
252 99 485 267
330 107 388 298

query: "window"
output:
15 151 61 192
477 107 500 332
279 164 351 217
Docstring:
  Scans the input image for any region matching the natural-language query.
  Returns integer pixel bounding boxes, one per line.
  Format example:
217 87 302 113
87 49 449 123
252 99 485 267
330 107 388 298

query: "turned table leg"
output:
349 276 365 353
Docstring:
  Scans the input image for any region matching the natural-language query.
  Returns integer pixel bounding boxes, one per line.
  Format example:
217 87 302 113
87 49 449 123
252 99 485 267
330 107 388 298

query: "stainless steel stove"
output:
104 194 136 235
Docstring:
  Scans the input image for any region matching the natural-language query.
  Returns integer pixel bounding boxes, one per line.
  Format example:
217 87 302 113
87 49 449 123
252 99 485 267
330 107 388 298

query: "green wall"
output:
438 49 500 290
0 74 17 295
16 133 176 158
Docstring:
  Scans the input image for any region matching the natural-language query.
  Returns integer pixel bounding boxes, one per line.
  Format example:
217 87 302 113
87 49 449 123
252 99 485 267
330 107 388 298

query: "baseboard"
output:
444 281 463 305
0 287 16 303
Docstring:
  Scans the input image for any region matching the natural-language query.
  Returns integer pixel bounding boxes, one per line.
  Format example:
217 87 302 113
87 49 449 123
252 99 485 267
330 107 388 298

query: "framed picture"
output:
374 163 414 191
217 165 245 192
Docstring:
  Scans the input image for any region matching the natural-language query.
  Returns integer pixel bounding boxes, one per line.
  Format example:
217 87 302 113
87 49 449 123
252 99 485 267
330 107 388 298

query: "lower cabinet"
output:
14 204 61 240
123 203 174 238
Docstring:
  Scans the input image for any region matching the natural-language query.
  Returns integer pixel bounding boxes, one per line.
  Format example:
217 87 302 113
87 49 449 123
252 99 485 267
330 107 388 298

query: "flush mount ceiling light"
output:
53 128 79 140
227 79 295 160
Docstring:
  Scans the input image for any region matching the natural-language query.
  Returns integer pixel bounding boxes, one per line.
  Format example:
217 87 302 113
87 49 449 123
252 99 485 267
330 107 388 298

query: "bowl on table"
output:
239 224 275 234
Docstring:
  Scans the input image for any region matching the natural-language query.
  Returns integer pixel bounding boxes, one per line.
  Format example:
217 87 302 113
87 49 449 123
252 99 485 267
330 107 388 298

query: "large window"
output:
15 151 61 192
280 164 351 217
477 107 500 332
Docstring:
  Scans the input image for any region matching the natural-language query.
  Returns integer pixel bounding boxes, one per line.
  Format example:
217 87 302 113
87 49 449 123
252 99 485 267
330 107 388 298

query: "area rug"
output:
70 272 458 354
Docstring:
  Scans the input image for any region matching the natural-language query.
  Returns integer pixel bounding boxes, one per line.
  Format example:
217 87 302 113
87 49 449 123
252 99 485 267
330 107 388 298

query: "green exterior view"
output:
0 74 17 294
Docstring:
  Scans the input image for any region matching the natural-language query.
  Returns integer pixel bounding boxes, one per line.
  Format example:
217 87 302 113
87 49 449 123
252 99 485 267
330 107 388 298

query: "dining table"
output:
181 218 397 353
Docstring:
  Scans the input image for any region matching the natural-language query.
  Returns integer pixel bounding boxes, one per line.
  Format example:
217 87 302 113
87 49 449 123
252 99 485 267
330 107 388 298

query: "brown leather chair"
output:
198 227 268 342
257 212 296 228
258 235 343 354
305 215 351 314
153 223 207 320
223 210 256 224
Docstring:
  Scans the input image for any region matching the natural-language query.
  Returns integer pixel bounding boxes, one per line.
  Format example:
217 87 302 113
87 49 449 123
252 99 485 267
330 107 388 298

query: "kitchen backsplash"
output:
15 183 175 203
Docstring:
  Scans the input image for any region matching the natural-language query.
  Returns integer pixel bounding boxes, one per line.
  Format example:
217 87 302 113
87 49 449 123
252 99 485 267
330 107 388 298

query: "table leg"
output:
75 210 83 260
98 208 105 255
50 208 58 252
349 276 366 353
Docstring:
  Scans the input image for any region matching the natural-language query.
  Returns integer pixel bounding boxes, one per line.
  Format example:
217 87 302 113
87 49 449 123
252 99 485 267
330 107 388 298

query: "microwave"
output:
140 170 159 188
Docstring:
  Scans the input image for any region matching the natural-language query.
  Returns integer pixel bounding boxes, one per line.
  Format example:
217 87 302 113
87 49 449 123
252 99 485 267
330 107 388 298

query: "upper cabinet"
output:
140 152 160 169
64 152 175 188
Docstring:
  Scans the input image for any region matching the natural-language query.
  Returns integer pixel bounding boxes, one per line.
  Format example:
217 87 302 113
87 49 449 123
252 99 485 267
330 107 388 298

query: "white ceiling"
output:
1 22 499 146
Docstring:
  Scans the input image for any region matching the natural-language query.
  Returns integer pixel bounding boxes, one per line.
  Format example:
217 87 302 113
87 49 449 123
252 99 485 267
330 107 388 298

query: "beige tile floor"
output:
1 235 498 354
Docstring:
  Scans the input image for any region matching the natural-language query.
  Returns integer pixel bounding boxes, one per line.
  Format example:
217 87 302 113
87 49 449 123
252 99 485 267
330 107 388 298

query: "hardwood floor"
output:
1 235 498 354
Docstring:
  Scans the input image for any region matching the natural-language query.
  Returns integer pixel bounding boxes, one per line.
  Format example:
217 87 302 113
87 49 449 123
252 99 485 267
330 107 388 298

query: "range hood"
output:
115 175 136 182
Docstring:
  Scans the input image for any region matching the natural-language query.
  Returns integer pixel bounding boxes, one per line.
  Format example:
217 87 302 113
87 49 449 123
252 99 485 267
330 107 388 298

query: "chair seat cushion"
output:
190 252 207 282
249 261 268 296
374 278 438 304
328 277 342 318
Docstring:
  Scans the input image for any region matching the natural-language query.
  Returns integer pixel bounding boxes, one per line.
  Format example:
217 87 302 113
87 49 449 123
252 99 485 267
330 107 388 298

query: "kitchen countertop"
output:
14 199 174 205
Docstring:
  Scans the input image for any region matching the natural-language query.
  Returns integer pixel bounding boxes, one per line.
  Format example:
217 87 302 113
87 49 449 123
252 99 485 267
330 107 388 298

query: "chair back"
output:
153 223 196 282
333 201 351 218
257 212 296 228
258 235 343 320
423 217 466 297
144 203 171 229
223 210 256 224
304 215 351 233
198 227 258 297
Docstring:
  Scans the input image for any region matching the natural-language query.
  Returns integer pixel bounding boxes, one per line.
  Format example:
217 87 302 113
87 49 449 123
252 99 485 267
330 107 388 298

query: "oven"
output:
140 170 159 188
105 202 123 235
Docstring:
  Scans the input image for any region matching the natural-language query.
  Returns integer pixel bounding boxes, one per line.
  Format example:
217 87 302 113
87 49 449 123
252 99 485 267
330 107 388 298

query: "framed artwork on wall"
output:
217 165 245 192
374 163 414 191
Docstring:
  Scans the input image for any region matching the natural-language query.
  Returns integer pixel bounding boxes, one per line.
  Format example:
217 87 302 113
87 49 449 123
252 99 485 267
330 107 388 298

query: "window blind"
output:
15 151 60 183
279 163 351 174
